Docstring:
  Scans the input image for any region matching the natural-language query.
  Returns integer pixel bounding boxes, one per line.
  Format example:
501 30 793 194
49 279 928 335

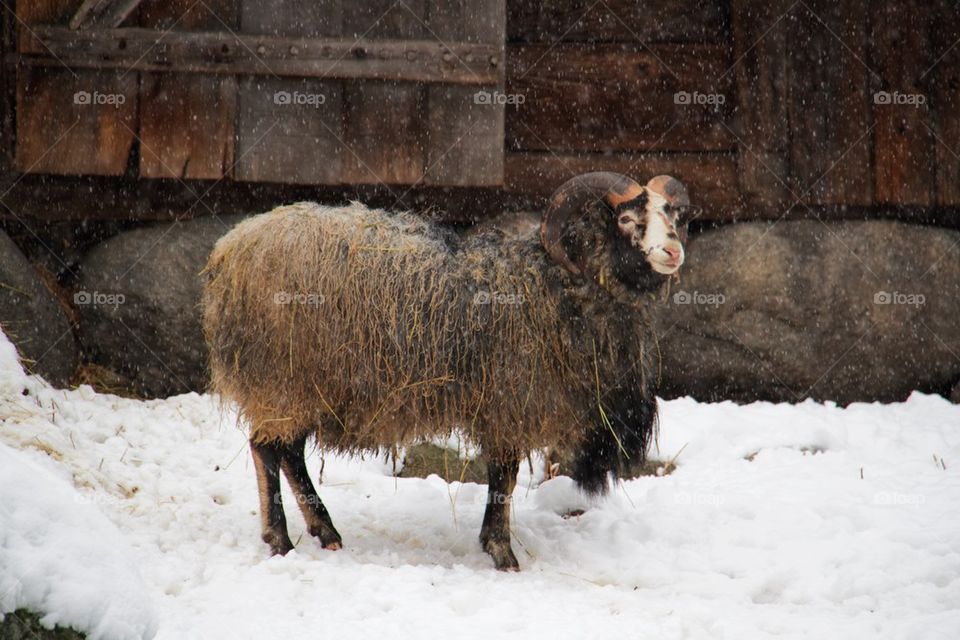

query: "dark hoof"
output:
482 538 520 571
309 524 342 550
263 531 294 556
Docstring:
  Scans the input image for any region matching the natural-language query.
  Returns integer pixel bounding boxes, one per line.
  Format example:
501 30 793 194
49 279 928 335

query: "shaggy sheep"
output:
201 172 691 570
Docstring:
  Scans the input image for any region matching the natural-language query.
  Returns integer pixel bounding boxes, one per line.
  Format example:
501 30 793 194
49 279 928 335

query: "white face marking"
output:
639 190 685 275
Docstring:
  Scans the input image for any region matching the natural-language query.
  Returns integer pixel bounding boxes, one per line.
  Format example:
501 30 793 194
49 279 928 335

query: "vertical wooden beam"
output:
15 0 138 177
138 0 238 180
930 0 960 206
16 65 139 176
424 0 505 186
14 0 80 24
340 0 426 184
139 73 237 179
788 0 873 206
730 0 791 209
1 2 14 175
233 0 344 184
871 1 935 206
70 0 143 30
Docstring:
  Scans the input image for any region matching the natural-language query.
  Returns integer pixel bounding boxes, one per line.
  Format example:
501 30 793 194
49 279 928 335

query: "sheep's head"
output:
541 172 692 293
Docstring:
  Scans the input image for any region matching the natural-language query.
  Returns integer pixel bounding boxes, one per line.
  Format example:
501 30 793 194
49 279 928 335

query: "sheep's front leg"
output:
279 437 342 550
251 440 294 555
480 457 520 571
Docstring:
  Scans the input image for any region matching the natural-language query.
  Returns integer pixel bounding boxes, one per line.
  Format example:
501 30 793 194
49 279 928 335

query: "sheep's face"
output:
611 188 687 282
541 173 691 292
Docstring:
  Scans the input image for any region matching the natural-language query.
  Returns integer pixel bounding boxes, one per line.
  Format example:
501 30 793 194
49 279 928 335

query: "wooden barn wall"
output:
0 3 13 180
1 0 959 226
504 0 960 221
503 0 740 218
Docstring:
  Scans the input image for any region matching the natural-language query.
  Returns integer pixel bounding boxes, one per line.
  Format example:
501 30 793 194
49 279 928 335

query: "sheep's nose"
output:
663 246 681 261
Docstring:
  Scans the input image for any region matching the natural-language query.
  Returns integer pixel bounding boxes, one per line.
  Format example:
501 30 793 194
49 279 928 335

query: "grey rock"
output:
399 443 487 484
77 215 247 398
0 230 78 386
74 214 960 404
656 220 960 404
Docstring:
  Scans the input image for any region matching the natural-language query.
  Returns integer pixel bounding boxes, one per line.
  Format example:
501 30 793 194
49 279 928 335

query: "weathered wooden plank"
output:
138 73 236 179
505 152 742 220
139 0 239 31
19 26 500 83
10 0 137 175
0 172 514 223
70 0 143 30
424 0 505 186
506 43 734 153
8 167 956 227
1 3 15 175
234 0 343 184
871 1 935 206
233 76 344 184
341 0 426 184
240 0 340 37
15 65 138 175
507 0 726 44
930 0 960 206
788 0 873 205
15 0 82 24
137 0 238 180
729 0 790 209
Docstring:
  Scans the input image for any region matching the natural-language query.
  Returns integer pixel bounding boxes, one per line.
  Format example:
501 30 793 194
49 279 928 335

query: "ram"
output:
201 172 691 570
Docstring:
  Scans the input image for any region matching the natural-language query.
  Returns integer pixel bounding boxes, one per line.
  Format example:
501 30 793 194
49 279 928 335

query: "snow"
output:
0 442 159 640
0 339 157 639
1 328 959 639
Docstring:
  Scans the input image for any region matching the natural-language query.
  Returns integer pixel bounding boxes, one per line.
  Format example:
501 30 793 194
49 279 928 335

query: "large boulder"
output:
0 230 78 386
75 214 960 404
657 220 960 404
76 216 247 398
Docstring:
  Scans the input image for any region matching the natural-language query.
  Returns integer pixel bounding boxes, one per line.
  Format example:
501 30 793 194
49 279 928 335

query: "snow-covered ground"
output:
1 330 959 640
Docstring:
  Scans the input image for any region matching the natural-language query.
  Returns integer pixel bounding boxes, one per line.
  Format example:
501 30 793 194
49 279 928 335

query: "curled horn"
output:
645 175 689 208
540 172 644 276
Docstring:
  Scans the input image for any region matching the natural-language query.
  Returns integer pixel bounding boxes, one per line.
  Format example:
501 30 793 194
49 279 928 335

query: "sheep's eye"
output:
618 214 634 226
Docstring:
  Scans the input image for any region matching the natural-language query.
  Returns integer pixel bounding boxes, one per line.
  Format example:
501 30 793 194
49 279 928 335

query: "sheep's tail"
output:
571 393 658 495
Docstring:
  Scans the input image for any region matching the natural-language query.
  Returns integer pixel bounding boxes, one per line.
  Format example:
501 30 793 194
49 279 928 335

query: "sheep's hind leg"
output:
480 457 521 571
279 437 342 550
251 440 294 555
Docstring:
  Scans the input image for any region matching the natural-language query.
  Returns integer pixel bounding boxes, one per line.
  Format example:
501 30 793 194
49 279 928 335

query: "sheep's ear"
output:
645 175 689 207
541 172 644 275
